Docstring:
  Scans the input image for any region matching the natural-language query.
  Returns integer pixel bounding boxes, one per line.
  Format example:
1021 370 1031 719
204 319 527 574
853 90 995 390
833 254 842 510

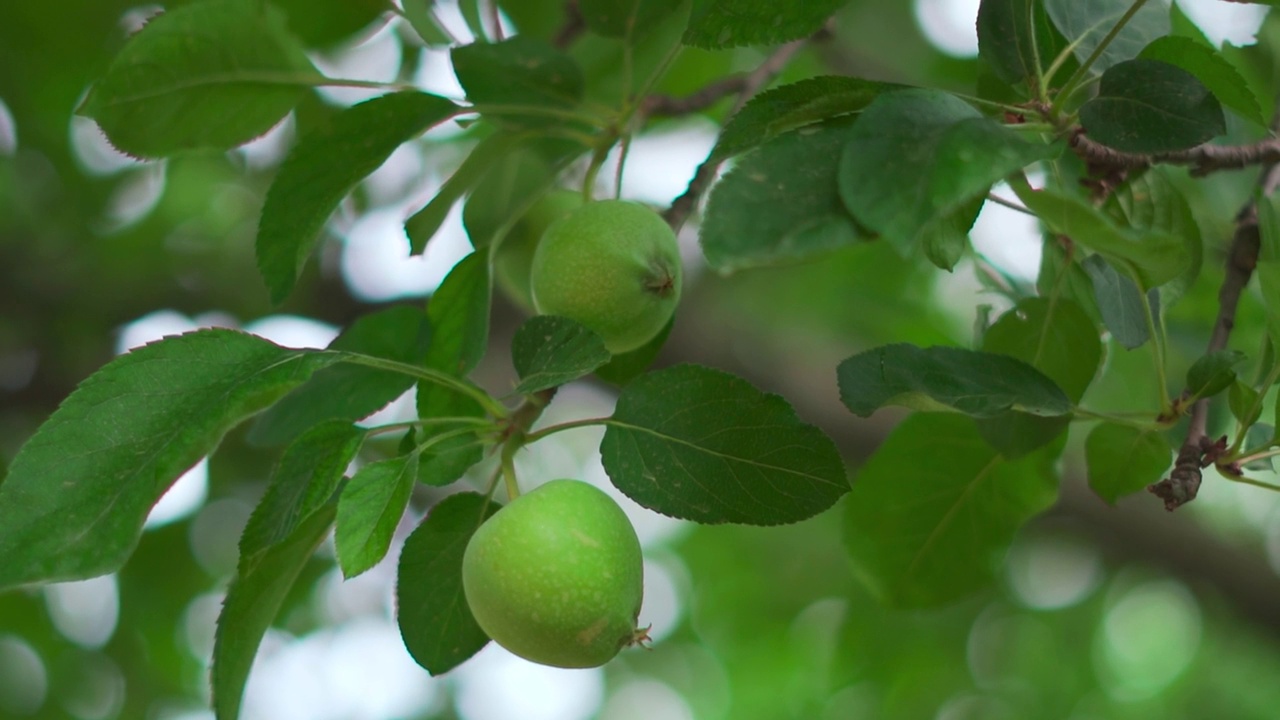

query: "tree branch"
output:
1072 132 1280 177
552 0 585 50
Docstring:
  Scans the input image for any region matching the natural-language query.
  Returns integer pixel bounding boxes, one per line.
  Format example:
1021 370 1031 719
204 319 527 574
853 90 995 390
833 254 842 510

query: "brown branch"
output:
662 36 812 231
552 0 584 50
641 76 750 117
1072 133 1280 177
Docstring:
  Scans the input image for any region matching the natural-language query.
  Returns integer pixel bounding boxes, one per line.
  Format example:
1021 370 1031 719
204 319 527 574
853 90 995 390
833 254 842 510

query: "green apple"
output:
530 200 681 353
462 479 646 668
494 189 584 312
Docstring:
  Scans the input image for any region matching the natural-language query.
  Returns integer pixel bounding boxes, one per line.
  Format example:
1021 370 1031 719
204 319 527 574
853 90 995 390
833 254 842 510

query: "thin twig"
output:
1072 133 1280 177
662 36 811 231
552 0 585 50
641 76 749 116
1150 110 1280 510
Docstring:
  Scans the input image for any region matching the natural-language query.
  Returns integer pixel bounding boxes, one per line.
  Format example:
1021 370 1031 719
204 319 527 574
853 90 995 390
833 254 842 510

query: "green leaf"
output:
601 364 849 525
414 399 487 487
921 195 983 272
1229 380 1263 429
402 0 455 46
709 76 900 162
838 89 1057 254
0 330 334 591
837 343 1073 418
844 413 1061 607
249 305 433 446
462 139 585 250
239 421 364 572
452 36 584 113
975 297 1100 456
417 251 491 419
977 0 1063 85
213 503 334 720
1139 35 1266 127
512 316 611 394
271 0 389 48
396 492 500 674
1009 177 1188 289
1256 260 1280 347
593 316 674 386
1038 237 1103 325
335 456 418 578
407 132 525 254
78 0 321 157
1079 59 1225 153
1085 423 1171 504
256 91 458 302
1082 254 1150 349
701 118 868 272
579 0 684 37
1106 168 1203 307
1044 0 1170 73
683 0 845 48
1247 423 1275 472
1186 349 1245 400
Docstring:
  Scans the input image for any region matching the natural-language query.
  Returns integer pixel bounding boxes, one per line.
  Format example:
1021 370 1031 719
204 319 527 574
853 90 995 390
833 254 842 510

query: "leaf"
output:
271 0 388 48
461 139 585 250
335 456 418 578
0 330 334 591
78 0 320 157
701 118 869 272
1229 380 1263 429
1044 0 1170 73
837 344 1073 418
257 91 458 302
683 0 845 49
975 297 1101 456
452 36 584 114
249 305 433 446
402 0 455 46
593 316 674 386
1082 254 1150 349
414 397 487 487
977 0 1064 85
407 132 526 254
1255 260 1280 347
1185 349 1245 400
1247 423 1275 471
921 195 983 272
396 492 500 674
1140 35 1266 127
511 316 611 394
239 421 364 572
844 413 1061 607
579 0 684 37
417 251 491 419
1106 168 1203 307
601 364 848 525
213 503 334 720
838 89 1057 254
1085 423 1171 504
1009 177 1188 289
1038 237 1103 325
1079 59 1225 153
709 76 900 162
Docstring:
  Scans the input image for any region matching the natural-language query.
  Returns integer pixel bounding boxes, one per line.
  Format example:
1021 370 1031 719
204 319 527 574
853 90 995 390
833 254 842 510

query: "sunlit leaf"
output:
335 456 418 578
511 315 611 394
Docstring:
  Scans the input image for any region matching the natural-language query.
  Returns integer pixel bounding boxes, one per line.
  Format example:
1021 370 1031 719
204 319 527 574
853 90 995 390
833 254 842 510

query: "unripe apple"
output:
530 200 681 353
494 189 584 312
461 479 646 668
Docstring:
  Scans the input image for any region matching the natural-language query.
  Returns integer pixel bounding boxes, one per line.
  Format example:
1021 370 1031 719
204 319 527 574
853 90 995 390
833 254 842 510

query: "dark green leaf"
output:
701 118 868 272
1085 423 1171 504
0 330 334 591
336 456 418 578
1044 0 1170 72
402 0 455 45
452 36 584 111
239 421 364 572
79 0 320 157
1082 254 1149 349
1229 380 1263 429
1010 177 1188 289
417 251 491 419
683 0 845 49
1186 349 1245 400
601 364 848 525
839 89 1057 254
397 492 500 674
1079 59 1225 153
593 316 674 386
212 503 335 720
837 343 1073 418
512 316 611 394
407 132 525 254
249 305 433 446
1038 237 1103 325
1106 168 1203 307
257 91 459 302
844 413 1061 607
921 195 982 272
415 397 487 487
1140 35 1266 127
272 0 388 48
977 0 1063 85
580 0 684 37
709 76 899 162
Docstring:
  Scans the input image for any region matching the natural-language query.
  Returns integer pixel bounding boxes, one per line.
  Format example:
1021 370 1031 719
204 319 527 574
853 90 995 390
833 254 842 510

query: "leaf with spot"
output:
1079 59 1225 153
600 364 848 525
512 315 611 394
